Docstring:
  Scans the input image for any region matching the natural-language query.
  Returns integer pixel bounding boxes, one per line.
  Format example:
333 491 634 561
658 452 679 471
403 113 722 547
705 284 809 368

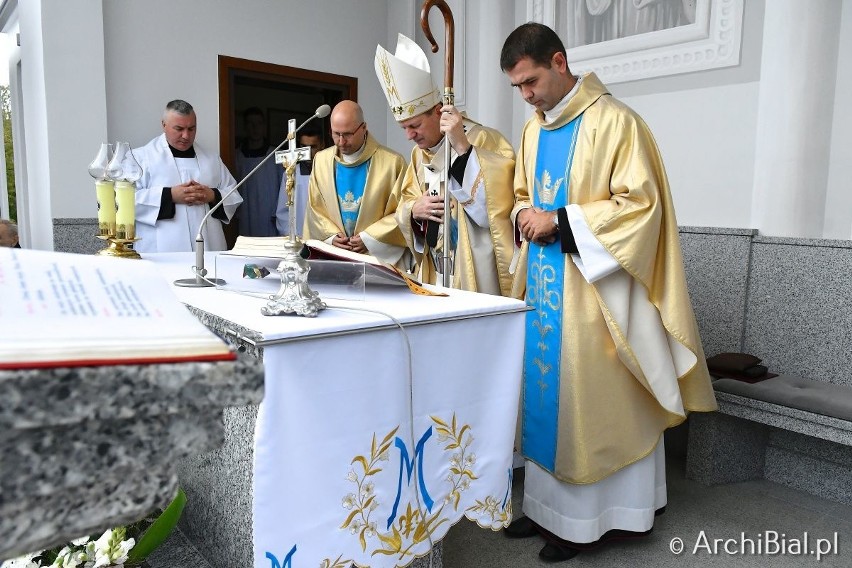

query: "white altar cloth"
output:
147 253 526 568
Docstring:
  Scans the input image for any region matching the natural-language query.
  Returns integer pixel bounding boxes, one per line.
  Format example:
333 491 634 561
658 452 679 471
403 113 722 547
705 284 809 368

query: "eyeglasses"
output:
331 122 364 140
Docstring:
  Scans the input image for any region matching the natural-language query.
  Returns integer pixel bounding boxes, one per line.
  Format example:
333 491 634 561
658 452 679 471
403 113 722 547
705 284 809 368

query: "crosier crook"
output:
421 0 455 288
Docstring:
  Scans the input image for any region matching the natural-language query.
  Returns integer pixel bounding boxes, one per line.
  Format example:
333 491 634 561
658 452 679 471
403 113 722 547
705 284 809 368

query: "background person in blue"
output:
235 107 283 236
275 125 326 239
500 22 716 562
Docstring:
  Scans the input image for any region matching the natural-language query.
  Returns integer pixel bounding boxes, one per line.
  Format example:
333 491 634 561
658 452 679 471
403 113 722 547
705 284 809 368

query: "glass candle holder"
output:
88 143 116 236
107 142 143 241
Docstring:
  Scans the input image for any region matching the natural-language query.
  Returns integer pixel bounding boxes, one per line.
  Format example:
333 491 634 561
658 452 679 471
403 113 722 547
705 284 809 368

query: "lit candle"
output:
95 180 116 236
114 180 136 239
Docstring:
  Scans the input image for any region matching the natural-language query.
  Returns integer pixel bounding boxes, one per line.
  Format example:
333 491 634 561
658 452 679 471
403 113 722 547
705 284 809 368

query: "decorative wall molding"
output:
527 0 744 84
527 0 556 28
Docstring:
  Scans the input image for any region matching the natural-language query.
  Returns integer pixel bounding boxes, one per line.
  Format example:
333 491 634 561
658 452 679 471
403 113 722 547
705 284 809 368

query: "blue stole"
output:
522 115 583 472
334 160 369 237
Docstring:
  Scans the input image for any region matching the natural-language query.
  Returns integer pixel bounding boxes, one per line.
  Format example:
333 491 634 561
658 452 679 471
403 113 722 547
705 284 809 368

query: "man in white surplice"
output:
134 99 242 253
499 23 717 562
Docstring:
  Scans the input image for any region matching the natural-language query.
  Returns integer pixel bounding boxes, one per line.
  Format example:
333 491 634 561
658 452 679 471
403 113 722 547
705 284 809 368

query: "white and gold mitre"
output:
375 33 440 122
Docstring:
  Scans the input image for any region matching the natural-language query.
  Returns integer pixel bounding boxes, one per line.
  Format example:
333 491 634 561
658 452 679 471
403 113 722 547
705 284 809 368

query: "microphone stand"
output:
174 105 330 288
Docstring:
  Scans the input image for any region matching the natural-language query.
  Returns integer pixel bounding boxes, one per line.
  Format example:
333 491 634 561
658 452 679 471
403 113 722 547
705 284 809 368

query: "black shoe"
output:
504 516 539 539
539 542 580 563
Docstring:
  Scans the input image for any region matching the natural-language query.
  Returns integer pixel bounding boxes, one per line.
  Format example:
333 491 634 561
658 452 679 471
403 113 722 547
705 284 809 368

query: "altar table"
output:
149 253 526 568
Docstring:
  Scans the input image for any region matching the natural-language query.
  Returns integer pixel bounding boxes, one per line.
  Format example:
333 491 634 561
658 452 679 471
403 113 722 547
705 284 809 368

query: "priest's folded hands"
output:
171 180 212 206
517 206 558 245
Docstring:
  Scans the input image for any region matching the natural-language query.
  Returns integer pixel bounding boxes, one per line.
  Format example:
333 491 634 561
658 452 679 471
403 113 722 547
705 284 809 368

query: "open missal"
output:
225 236 444 296
0 248 236 370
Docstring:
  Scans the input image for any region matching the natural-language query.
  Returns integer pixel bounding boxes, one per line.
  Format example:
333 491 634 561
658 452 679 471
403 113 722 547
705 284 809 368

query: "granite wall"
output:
53 218 100 255
681 228 852 504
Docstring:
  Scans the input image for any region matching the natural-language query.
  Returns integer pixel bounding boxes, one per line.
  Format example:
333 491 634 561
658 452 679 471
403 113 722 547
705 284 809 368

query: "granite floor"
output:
149 455 852 567
444 458 852 568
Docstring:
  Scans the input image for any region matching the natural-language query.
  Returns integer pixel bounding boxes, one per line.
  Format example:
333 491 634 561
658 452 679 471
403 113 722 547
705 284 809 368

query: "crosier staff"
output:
421 0 455 288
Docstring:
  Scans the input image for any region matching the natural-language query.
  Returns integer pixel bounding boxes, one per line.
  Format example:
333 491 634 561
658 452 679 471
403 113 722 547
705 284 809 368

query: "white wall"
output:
383 0 418 156
381 0 517 159
101 0 394 173
42 0 108 221
12 0 852 240
622 82 759 228
824 0 852 240
611 0 765 229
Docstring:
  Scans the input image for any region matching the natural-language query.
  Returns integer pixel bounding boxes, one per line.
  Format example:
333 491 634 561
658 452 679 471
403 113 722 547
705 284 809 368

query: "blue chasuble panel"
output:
522 116 582 472
334 160 369 237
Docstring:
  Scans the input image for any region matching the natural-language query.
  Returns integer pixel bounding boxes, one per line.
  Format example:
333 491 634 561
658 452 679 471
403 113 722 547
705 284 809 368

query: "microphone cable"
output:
181 282 438 566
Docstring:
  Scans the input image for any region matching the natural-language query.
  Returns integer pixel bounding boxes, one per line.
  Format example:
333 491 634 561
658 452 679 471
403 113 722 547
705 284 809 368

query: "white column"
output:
750 0 842 238
15 0 108 250
17 0 53 250
468 0 516 140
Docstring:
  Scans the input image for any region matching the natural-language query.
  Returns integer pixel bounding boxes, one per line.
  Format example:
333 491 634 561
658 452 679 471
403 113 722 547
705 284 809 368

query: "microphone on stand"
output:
174 103 331 287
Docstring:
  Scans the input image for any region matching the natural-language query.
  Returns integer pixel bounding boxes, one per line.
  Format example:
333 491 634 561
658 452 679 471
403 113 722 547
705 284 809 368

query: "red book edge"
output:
0 350 237 371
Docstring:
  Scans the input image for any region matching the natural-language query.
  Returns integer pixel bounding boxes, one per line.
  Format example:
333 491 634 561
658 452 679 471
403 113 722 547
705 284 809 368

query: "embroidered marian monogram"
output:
327 413 510 565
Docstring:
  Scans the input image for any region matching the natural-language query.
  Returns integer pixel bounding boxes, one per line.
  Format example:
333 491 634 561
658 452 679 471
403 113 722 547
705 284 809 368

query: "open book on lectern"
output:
0 248 236 370
225 236 444 296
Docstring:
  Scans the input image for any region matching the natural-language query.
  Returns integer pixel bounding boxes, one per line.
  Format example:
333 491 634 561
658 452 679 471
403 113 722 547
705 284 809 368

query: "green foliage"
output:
126 488 187 564
0 84 9 120
1 85 15 221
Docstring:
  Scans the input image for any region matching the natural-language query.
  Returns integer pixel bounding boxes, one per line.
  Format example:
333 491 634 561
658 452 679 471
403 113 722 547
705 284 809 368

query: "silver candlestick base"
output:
260 238 326 317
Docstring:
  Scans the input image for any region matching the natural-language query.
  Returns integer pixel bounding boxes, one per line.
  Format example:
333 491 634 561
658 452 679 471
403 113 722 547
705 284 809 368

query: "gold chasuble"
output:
303 133 406 262
511 73 717 484
395 122 517 296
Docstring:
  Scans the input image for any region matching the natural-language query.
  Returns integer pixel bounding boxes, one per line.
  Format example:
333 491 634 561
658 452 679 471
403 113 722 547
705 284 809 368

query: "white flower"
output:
50 547 70 567
346 471 358 483
50 546 87 568
90 529 134 567
1 553 41 568
341 493 357 510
